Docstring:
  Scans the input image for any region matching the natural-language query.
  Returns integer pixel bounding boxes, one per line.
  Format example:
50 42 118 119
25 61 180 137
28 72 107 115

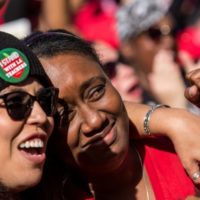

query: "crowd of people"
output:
0 0 200 199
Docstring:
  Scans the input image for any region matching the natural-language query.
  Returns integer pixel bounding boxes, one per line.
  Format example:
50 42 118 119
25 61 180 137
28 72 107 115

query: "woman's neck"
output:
87 147 144 199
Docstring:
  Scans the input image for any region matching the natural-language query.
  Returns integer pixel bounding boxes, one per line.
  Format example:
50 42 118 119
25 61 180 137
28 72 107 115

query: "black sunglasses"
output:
0 87 59 120
147 25 174 41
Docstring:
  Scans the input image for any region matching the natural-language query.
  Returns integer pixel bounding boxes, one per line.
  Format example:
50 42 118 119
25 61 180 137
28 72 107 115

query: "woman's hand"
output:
149 50 187 108
125 101 200 184
164 108 200 185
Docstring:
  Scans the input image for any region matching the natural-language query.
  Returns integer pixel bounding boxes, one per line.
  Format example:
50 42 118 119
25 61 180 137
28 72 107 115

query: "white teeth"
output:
19 138 44 149
25 141 30 148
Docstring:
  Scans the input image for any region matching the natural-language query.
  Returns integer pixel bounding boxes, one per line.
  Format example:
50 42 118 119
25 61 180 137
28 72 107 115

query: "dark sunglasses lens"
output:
6 92 32 120
148 28 162 40
37 88 58 116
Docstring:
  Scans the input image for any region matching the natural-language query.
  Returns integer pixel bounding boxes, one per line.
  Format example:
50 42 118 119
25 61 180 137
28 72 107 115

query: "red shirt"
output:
84 137 196 200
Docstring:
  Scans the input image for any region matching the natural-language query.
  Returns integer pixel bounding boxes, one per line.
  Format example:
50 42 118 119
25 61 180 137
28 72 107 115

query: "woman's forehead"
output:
0 78 42 94
41 54 102 78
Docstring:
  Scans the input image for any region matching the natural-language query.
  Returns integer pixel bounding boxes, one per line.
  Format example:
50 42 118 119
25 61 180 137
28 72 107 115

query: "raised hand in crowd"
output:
148 49 187 108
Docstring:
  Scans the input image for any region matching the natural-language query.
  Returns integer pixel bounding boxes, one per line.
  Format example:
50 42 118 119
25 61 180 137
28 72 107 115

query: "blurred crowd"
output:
1 0 200 113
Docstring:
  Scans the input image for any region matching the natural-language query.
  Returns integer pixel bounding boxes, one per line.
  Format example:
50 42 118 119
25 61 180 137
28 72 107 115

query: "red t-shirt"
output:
84 137 196 200
137 137 196 199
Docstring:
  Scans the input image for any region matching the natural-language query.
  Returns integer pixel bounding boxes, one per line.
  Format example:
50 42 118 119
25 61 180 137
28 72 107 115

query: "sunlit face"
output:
40 54 129 175
123 15 175 91
132 15 175 75
0 78 54 192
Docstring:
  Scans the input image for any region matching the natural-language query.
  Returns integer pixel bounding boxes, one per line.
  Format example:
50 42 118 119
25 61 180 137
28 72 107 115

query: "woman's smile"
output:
81 120 117 150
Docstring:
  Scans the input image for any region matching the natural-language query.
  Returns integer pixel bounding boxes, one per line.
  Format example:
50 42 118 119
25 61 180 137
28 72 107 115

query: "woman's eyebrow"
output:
0 88 24 95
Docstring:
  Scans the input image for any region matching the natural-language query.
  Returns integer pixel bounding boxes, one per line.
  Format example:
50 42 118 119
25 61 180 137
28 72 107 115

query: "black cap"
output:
0 31 52 90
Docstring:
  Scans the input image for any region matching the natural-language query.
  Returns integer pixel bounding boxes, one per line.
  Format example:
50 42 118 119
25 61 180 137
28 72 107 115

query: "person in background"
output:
23 29 200 199
102 57 143 103
38 0 120 49
0 31 58 199
116 0 189 109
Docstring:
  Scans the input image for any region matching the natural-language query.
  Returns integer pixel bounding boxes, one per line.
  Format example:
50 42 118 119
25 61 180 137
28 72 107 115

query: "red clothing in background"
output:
0 0 9 24
74 0 120 49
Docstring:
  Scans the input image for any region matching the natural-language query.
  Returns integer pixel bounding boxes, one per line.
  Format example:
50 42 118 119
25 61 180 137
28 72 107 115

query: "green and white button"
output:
0 48 30 83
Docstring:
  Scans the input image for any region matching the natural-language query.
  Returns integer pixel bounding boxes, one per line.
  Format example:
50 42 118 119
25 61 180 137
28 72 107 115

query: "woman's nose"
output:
26 101 48 125
79 105 106 135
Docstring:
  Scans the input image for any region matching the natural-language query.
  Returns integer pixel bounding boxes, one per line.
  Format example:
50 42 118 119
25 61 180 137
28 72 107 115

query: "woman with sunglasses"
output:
23 29 200 199
116 0 193 112
0 31 58 199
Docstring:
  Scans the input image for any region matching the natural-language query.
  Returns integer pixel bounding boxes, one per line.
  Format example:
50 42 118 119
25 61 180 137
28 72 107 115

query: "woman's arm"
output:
125 101 200 184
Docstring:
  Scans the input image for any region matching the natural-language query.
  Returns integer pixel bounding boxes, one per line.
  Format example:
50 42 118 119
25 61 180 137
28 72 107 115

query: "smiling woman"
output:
0 31 58 199
23 29 200 200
